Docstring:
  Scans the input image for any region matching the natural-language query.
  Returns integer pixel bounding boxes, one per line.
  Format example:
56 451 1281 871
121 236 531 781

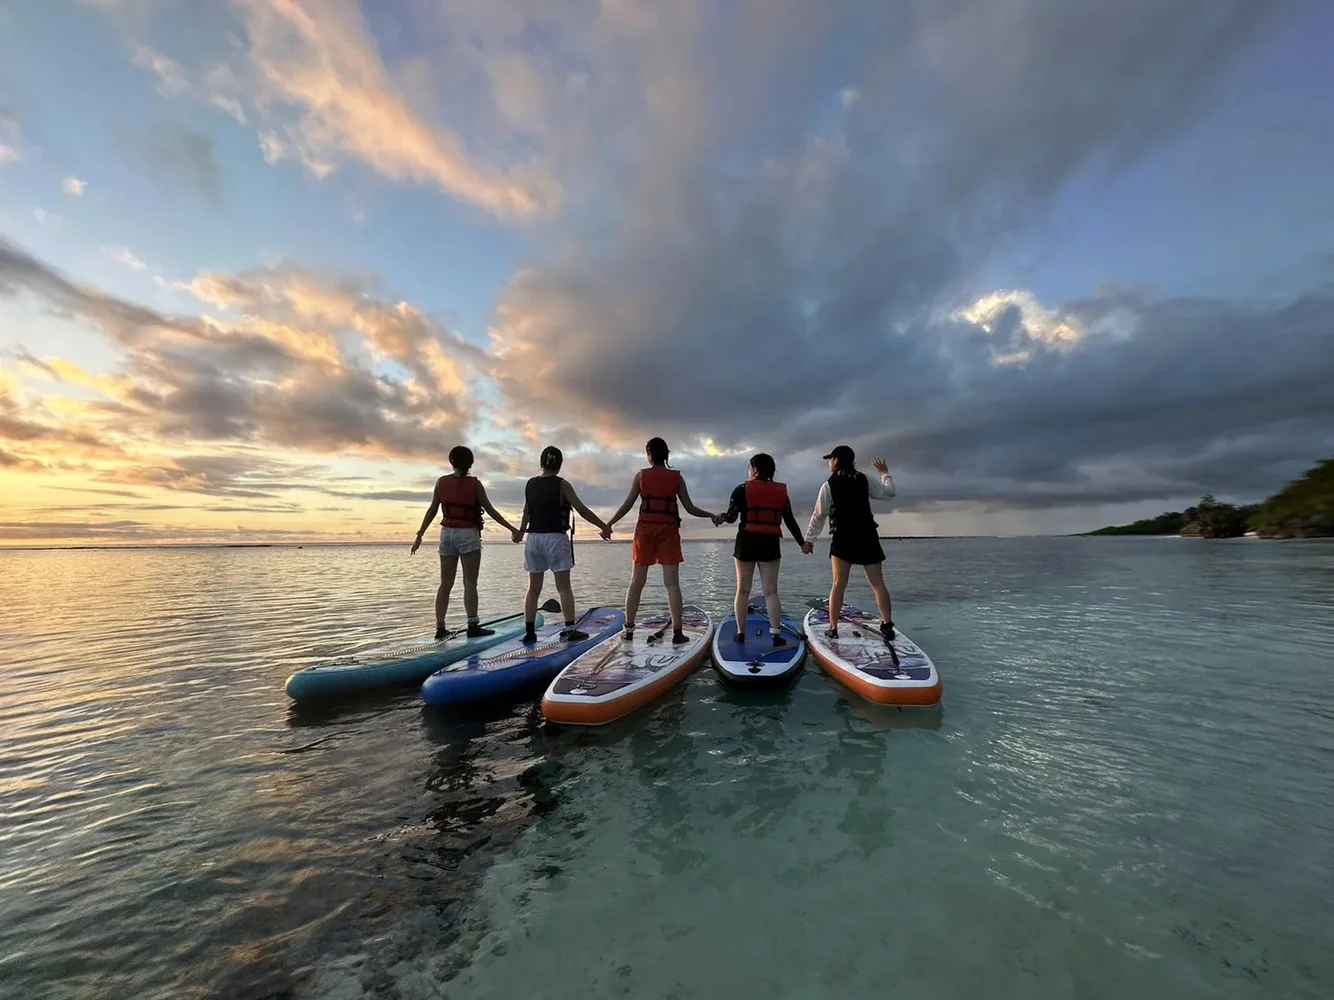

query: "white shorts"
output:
438 527 482 557
524 532 574 574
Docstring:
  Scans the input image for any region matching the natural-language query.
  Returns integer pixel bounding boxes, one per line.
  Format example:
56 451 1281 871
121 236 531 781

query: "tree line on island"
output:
1085 457 1334 539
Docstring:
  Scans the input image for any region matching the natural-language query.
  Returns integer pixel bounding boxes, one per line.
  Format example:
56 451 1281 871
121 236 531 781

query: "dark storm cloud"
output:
488 0 1317 511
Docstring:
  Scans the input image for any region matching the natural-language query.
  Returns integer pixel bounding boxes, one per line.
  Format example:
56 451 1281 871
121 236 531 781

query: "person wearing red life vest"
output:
410 445 519 639
713 453 810 646
606 437 718 644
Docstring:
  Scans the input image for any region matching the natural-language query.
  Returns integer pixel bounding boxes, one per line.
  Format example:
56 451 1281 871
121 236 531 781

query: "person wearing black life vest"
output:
802 445 897 644
606 437 717 644
411 445 520 640
714 453 810 647
515 445 613 644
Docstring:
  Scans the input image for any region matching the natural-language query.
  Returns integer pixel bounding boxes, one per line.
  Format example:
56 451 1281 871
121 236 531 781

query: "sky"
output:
1 0 1332 546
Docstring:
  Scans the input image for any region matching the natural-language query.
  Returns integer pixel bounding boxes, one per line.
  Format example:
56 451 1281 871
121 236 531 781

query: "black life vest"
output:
525 475 571 533
827 470 877 537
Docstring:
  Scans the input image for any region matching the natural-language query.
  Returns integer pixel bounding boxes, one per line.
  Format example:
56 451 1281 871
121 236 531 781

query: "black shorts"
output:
829 532 885 566
734 531 781 563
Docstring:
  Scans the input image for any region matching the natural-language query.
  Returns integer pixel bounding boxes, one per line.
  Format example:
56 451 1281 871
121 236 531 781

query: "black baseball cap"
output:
822 445 855 463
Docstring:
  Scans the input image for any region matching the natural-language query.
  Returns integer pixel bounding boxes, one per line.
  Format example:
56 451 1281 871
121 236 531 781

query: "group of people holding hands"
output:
412 437 899 651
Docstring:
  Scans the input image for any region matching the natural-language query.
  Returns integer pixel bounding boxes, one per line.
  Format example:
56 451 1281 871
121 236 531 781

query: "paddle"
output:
442 599 561 640
802 597 897 662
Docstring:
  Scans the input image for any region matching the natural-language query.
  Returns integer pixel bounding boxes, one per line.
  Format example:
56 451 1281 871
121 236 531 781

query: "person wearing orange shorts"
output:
607 437 717 644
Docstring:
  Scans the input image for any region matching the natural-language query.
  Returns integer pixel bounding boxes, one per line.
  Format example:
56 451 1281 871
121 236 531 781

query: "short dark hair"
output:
540 445 563 472
646 437 670 465
750 453 776 481
448 445 474 471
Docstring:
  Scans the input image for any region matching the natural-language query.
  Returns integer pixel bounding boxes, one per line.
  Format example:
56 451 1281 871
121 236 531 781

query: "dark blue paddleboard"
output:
420 607 624 707
711 606 806 686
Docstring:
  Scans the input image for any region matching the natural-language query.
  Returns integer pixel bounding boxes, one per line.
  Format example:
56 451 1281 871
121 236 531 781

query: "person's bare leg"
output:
624 564 650 634
524 571 544 624
437 554 459 629
662 563 684 633
862 561 894 633
460 548 482 623
759 558 782 635
827 556 851 634
733 559 756 638
554 570 576 624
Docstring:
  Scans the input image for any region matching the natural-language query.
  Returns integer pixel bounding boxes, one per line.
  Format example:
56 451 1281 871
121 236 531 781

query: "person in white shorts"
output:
515 446 613 643
411 445 520 639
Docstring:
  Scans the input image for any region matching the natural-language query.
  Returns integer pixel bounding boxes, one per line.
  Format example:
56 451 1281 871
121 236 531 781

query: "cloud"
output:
111 2 555 218
32 208 61 226
106 245 148 271
0 105 19 162
476 0 1320 512
117 123 225 207
131 43 247 123
63 177 87 196
0 238 479 474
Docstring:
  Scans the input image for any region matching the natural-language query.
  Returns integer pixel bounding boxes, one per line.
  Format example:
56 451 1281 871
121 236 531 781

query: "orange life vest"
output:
638 467 681 524
435 474 482 529
743 480 787 535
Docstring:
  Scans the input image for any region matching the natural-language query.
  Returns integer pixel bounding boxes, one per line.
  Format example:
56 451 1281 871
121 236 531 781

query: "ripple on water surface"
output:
0 539 1331 999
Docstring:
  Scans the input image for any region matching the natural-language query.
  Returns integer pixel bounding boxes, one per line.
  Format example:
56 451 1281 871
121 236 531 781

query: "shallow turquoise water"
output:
1 538 1332 998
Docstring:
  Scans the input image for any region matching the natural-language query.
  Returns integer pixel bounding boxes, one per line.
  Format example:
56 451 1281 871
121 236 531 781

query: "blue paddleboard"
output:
420 607 625 707
711 605 806 686
284 613 538 701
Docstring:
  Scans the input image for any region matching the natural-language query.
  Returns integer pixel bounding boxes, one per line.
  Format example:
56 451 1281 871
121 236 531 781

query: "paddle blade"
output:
804 597 829 610
539 598 562 613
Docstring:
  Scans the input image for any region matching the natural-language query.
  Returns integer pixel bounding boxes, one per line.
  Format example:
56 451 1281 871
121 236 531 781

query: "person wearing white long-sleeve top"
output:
800 445 898 643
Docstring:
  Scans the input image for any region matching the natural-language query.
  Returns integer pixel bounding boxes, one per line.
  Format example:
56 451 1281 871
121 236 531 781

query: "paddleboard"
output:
420 607 624 707
711 605 806 686
803 604 941 706
284 613 538 701
542 606 713 726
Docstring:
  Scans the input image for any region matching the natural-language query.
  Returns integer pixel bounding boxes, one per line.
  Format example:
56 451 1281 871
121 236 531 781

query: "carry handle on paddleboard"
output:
746 602 806 641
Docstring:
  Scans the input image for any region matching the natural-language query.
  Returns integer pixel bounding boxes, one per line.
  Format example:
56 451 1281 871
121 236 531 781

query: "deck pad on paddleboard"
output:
803 604 941 706
543 606 713 725
711 608 806 686
284 614 535 701
420 607 623 707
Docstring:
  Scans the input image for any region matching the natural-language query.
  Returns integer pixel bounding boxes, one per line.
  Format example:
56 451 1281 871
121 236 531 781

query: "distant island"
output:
1085 458 1334 539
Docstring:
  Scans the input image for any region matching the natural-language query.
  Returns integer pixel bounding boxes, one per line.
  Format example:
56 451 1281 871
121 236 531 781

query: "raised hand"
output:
872 457 889 475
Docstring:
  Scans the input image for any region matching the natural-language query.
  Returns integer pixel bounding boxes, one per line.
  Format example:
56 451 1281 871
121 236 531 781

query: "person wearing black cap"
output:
515 445 613 643
802 445 897 643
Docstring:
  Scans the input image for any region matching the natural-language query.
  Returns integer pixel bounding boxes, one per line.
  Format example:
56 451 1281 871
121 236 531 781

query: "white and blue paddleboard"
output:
284 613 538 701
803 603 941 706
420 607 624 707
543 607 714 726
711 604 807 686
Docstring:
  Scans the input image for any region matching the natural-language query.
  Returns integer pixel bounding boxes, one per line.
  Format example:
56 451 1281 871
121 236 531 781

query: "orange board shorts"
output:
632 522 684 566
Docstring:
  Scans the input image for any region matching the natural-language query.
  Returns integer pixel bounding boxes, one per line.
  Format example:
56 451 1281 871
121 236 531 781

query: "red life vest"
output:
435 474 482 529
743 480 787 535
638 467 681 524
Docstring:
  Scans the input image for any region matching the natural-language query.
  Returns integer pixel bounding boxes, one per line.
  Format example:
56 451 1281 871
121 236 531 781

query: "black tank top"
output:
526 475 571 533
827 470 878 537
